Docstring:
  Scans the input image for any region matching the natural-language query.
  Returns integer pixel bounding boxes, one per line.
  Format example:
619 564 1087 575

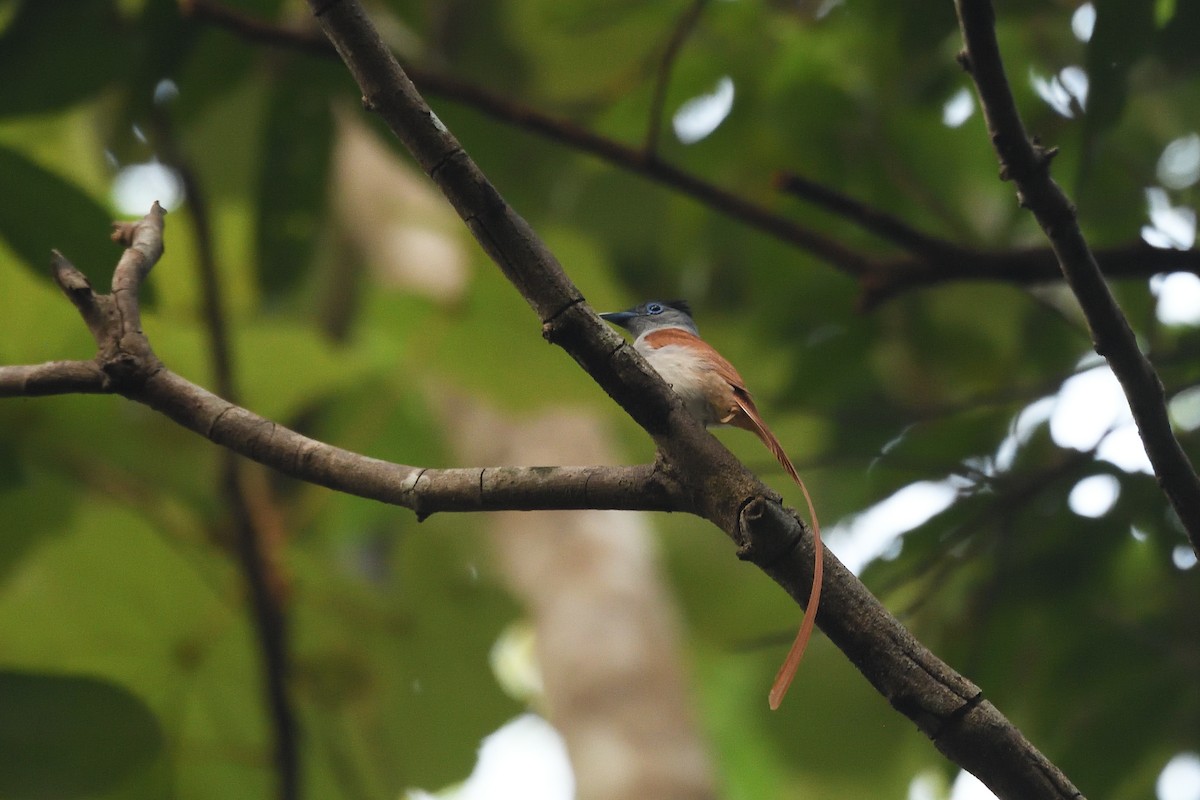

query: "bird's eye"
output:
646 303 663 314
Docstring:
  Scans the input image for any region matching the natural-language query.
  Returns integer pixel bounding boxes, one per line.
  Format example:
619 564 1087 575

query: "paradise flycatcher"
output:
601 299 823 709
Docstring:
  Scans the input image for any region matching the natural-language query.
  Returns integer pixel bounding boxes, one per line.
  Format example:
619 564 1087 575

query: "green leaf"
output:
289 514 522 792
1157 0 1200 70
255 57 336 297
0 670 163 798
117 0 280 140
501 0 676 103
1084 0 1155 144
1155 0 1177 27
0 465 76 585
0 434 22 491
0 0 131 118
0 144 117 289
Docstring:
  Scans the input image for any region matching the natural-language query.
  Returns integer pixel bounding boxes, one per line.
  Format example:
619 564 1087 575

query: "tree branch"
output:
151 111 300 800
186 0 1200 310
644 0 710 156
184 0 873 277
955 0 1200 558
774 168 960 261
0 372 683 519
181 0 334 57
302 2 1085 796
0 359 109 396
858 240 1200 309
3 222 689 521
0 364 683 516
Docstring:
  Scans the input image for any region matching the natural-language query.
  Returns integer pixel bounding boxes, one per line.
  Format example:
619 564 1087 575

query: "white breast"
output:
633 338 726 425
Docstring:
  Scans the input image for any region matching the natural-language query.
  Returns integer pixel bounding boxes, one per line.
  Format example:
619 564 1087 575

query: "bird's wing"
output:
641 328 750 386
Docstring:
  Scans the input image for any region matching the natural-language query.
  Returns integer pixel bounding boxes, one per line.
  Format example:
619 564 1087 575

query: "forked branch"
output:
0 209 689 517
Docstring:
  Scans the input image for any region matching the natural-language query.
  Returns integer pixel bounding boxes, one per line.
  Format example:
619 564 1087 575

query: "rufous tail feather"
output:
732 396 824 710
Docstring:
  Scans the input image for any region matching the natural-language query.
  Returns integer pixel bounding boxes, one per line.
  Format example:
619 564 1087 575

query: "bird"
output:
600 299 823 710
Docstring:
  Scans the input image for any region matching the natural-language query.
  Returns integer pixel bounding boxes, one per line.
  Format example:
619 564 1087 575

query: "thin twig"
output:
185 0 1200 308
181 0 332 57
184 0 873 276
644 0 710 156
110 204 165 344
51 251 108 339
774 169 962 260
223 469 297 800
152 117 236 399
151 111 299 800
955 0 1200 557
859 241 1200 309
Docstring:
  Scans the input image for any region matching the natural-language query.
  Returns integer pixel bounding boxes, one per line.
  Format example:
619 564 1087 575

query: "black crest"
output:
660 299 693 317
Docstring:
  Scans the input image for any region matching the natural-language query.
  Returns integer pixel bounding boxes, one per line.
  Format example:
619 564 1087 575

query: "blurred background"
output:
1 0 1199 798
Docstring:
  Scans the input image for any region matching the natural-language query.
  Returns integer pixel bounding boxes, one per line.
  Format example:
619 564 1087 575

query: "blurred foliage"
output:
1 0 1199 798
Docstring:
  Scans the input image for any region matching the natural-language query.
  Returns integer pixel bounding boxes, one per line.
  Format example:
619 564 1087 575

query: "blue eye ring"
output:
646 302 663 315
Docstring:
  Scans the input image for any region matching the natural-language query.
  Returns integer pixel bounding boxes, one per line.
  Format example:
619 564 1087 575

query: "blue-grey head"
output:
600 300 698 338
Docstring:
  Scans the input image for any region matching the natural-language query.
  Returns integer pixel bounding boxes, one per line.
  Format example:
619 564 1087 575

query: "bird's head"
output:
600 300 698 337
